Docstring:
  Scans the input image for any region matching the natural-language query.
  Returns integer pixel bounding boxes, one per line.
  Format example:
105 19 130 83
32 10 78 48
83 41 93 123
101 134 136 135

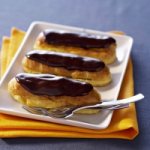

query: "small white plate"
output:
0 22 133 129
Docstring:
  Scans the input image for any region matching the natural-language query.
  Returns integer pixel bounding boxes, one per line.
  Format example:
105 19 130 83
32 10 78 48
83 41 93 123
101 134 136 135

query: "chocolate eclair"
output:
8 73 100 114
22 50 112 86
34 30 117 64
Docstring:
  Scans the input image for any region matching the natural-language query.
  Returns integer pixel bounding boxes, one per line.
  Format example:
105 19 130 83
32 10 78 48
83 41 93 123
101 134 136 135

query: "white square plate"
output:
0 22 133 129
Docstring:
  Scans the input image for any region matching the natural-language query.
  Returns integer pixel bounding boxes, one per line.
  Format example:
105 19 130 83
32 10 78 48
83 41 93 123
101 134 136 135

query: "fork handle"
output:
75 93 144 111
98 93 144 107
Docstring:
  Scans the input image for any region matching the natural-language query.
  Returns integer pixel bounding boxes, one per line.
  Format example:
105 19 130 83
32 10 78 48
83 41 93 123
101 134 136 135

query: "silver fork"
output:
23 103 129 118
23 93 144 118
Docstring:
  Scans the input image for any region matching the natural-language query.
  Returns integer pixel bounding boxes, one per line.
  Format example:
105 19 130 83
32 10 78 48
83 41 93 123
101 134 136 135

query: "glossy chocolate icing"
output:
43 30 116 49
15 73 93 97
26 50 105 72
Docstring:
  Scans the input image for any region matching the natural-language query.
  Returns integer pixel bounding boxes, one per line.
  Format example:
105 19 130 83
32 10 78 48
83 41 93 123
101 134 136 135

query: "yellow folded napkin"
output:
1 36 10 77
0 28 138 139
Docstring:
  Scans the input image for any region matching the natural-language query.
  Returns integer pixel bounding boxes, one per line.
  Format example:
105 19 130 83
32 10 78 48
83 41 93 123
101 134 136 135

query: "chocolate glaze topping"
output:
43 30 116 49
15 73 93 97
26 50 105 72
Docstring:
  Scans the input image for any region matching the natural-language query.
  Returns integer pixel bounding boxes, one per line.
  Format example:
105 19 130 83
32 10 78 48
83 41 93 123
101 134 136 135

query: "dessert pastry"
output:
34 30 117 64
22 50 112 86
8 73 101 114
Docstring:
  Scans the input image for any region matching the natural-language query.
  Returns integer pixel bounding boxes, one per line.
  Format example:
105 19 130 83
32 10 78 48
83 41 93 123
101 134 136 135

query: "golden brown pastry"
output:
34 30 117 64
8 73 101 114
22 50 112 86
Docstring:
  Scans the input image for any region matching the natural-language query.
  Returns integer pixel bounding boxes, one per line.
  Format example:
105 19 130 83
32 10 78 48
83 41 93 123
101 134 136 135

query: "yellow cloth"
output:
0 28 138 139
0 36 10 77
